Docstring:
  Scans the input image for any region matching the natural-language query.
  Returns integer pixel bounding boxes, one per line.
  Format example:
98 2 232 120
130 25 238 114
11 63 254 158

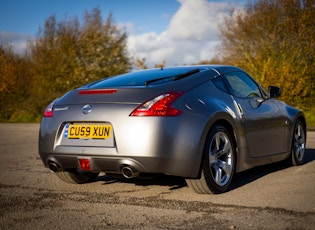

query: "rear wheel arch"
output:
198 118 238 175
215 120 237 148
208 119 238 160
186 120 237 194
297 115 306 130
296 115 307 143
209 120 238 169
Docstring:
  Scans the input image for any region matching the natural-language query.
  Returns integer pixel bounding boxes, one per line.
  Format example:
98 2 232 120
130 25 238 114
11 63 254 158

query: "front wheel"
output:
56 169 99 184
290 120 306 166
186 124 236 194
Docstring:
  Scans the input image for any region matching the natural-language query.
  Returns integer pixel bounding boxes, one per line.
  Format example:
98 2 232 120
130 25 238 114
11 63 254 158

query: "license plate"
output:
65 124 112 139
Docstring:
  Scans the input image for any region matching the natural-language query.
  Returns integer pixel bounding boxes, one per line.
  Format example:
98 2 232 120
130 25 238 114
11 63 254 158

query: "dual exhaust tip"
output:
48 161 139 179
48 162 60 172
121 166 139 179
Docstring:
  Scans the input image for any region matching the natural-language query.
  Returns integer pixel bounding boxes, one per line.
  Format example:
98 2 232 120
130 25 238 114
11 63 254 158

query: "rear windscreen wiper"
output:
145 68 200 86
145 76 173 86
173 69 200 80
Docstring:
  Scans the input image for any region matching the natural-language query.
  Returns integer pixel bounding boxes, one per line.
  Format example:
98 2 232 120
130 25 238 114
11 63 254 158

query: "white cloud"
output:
168 0 224 41
0 32 32 54
127 0 237 68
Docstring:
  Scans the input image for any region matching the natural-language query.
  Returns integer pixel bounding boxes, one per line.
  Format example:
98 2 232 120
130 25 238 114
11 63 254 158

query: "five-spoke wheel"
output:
209 131 234 187
291 120 306 166
186 124 235 194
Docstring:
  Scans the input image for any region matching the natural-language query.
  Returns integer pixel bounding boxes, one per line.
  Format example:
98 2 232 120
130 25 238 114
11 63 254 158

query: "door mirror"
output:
268 86 281 98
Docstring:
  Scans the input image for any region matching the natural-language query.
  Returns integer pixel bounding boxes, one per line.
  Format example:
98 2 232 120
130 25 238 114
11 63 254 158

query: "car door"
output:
223 71 287 158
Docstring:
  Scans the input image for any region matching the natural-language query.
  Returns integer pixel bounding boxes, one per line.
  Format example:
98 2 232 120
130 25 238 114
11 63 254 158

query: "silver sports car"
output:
38 65 307 194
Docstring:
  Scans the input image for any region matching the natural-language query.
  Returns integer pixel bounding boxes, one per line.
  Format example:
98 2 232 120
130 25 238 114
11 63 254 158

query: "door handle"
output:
232 96 245 119
237 103 245 118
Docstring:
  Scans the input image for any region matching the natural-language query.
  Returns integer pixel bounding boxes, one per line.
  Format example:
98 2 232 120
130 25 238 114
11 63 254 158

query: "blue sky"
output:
0 0 246 67
0 0 181 35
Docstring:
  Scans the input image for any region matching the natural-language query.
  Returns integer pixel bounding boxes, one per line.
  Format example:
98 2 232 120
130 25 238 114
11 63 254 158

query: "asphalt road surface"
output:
0 123 314 229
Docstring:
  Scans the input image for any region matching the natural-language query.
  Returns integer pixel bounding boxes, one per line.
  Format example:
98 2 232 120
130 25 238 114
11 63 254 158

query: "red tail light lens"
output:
130 91 184 116
44 100 57 117
79 158 91 171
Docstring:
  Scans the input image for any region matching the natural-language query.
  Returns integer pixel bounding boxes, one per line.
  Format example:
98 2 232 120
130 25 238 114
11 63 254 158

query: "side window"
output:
211 76 228 93
224 72 262 98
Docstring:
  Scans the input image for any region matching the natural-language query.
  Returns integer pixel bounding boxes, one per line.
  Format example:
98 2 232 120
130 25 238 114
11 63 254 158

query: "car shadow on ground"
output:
96 148 315 192
97 173 187 190
230 148 315 191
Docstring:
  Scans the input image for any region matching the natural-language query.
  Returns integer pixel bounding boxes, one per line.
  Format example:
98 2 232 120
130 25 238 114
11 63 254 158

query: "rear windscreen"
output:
89 67 202 88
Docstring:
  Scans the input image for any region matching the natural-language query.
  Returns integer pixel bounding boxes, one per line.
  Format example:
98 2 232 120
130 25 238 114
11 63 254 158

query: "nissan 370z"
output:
38 65 307 194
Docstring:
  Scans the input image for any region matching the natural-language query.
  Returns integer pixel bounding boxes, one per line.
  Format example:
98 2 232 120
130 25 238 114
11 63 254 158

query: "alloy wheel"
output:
209 131 234 186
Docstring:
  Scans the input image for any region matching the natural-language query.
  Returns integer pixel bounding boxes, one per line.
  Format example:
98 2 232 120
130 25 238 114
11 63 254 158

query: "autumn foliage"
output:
219 0 315 110
1 8 131 122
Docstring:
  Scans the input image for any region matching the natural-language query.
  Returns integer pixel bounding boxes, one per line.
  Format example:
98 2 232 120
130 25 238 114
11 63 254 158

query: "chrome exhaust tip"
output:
121 166 139 179
48 162 60 172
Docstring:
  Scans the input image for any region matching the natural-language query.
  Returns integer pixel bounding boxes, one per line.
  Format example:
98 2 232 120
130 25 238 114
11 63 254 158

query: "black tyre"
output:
56 169 99 184
290 120 306 166
186 124 236 194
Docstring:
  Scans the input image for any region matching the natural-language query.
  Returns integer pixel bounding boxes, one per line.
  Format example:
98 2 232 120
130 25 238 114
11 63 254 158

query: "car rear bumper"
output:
41 153 200 178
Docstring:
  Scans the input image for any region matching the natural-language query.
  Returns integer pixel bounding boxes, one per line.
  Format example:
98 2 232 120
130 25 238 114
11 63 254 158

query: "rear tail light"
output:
44 99 57 117
130 91 184 116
